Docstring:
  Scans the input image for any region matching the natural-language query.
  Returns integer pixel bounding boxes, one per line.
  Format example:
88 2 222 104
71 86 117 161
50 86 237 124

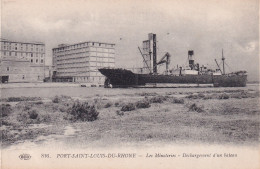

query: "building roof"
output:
0 38 44 45
52 41 115 50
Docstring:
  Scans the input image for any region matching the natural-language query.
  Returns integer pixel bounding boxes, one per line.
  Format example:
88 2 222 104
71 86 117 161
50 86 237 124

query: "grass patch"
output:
135 100 151 109
28 109 38 119
121 103 136 112
137 92 158 96
0 104 12 117
148 96 168 103
116 110 124 116
4 97 41 102
104 102 112 108
218 93 230 99
171 98 185 104
188 103 204 113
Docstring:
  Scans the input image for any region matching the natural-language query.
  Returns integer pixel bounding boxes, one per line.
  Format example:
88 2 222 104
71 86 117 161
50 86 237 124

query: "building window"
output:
99 43 101 46
22 75 25 79
31 59 33 63
31 53 33 57
92 42 94 46
7 67 9 71
41 59 43 63
15 52 17 56
36 59 38 63
38 76 40 80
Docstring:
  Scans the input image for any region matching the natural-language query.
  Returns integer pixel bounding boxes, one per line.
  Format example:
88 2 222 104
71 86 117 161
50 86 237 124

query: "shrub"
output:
52 96 60 103
116 110 124 116
121 103 136 111
0 104 12 117
203 95 213 100
138 92 158 96
28 109 38 119
186 94 198 99
189 103 204 113
23 105 31 111
114 102 120 107
198 93 205 98
149 96 167 103
135 100 151 109
34 101 43 105
67 102 99 121
104 102 112 108
218 93 229 99
172 98 184 104
59 106 67 112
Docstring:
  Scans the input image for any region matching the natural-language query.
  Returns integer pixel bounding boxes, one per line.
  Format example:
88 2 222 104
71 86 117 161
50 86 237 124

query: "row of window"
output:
2 51 45 57
56 57 115 63
55 53 115 60
54 49 115 56
2 46 45 52
5 66 44 72
53 47 115 53
1 42 44 47
31 59 44 64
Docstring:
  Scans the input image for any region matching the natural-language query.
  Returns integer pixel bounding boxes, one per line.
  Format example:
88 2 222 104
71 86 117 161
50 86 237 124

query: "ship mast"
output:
152 34 157 74
222 49 225 75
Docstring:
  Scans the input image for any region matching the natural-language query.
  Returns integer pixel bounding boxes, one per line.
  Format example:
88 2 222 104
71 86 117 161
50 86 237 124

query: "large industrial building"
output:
52 41 115 83
0 38 46 83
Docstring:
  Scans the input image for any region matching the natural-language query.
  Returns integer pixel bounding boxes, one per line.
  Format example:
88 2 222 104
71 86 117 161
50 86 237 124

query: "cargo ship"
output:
99 33 247 88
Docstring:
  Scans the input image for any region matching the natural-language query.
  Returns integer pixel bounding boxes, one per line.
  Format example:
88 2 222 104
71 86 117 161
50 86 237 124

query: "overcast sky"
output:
1 0 259 81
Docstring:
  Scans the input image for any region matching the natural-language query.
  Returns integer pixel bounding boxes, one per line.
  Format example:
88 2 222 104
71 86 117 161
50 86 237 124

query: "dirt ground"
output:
1 86 259 149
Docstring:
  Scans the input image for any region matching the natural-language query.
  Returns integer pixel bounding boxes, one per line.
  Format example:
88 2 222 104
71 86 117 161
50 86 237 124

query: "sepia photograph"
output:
0 0 259 168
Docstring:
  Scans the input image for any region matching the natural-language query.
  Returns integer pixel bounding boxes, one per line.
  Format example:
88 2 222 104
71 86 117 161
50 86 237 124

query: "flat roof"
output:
0 38 44 45
52 41 115 50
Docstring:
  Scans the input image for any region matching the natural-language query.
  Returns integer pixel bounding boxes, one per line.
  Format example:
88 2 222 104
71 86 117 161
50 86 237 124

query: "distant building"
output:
0 38 45 64
0 38 46 83
52 42 115 83
0 57 45 83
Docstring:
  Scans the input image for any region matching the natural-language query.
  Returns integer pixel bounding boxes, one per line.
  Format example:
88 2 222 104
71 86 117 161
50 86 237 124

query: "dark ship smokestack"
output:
188 50 194 70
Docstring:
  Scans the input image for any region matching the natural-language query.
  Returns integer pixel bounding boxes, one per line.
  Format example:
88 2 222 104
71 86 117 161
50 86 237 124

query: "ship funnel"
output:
188 50 195 70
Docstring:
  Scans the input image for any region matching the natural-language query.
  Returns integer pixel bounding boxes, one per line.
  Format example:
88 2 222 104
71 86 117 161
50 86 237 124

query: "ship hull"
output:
98 68 247 88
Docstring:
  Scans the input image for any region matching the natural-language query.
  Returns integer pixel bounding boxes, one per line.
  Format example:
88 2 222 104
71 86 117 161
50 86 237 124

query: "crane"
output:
155 52 171 74
138 46 152 73
215 59 223 74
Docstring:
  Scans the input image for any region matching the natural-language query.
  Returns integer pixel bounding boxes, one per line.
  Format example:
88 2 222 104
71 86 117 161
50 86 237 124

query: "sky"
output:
1 0 259 81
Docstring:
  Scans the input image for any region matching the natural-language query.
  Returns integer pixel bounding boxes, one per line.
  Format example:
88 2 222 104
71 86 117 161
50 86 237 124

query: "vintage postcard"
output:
0 0 259 168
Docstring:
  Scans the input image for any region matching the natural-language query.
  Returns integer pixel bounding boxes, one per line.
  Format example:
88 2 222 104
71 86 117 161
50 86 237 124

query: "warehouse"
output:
52 42 115 83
